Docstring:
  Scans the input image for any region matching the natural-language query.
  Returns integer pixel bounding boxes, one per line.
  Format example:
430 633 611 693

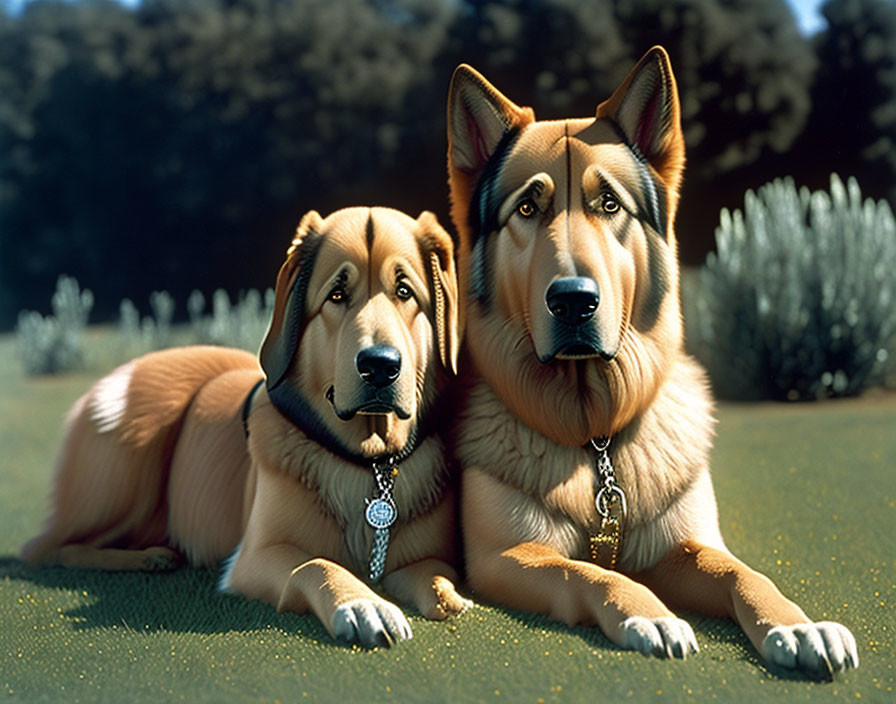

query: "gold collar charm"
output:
588 436 627 570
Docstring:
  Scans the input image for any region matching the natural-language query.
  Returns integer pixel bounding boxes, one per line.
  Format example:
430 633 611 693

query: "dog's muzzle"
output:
541 277 614 362
326 345 411 421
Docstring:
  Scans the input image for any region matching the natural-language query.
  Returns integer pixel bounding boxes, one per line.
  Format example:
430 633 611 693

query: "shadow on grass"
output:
0 555 844 682
0 555 333 645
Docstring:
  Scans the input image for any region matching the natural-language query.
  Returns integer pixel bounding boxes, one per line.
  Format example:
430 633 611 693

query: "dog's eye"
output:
517 199 537 219
601 193 620 214
327 286 346 304
395 282 413 301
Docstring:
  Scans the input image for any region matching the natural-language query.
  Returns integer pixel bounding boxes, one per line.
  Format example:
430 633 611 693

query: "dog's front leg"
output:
463 468 697 657
225 543 412 648
468 541 698 658
635 541 858 676
382 558 472 620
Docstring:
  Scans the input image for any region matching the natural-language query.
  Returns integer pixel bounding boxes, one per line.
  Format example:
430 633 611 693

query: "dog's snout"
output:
545 277 600 326
355 345 402 388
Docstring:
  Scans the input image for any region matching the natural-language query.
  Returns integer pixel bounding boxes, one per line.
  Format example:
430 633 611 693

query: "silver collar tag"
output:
366 456 398 581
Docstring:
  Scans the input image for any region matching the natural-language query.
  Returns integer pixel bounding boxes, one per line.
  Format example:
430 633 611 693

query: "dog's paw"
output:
619 616 699 659
141 547 181 572
428 575 473 620
762 622 858 677
332 598 413 649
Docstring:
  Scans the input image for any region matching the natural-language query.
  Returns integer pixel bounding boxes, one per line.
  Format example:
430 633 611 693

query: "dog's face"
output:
448 48 686 444
261 207 458 459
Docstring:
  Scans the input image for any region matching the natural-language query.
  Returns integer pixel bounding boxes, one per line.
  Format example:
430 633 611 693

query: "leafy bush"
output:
187 289 274 353
694 174 896 400
15 275 94 375
118 290 176 355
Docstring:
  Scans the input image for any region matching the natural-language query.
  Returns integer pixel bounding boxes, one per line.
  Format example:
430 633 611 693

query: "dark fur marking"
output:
468 126 521 304
520 179 546 204
598 120 670 331
565 121 572 247
636 227 670 332
264 233 322 389
267 381 421 466
366 210 375 251
241 378 265 438
607 120 668 240
281 235 320 367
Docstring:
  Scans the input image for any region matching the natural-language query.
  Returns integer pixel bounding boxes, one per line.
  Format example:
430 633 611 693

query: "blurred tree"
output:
423 0 816 262
613 0 815 179
437 0 631 117
610 0 816 261
396 0 633 234
2 0 878 325
0 0 145 325
796 0 896 205
0 0 456 326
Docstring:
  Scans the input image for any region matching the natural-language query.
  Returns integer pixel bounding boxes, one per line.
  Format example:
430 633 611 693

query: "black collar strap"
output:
241 378 266 438
263 379 426 468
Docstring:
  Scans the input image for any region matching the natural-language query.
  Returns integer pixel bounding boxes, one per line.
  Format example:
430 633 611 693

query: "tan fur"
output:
23 207 468 646
448 48 858 674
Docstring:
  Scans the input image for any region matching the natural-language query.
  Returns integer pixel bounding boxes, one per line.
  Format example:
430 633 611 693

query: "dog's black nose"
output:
545 277 600 326
355 345 402 388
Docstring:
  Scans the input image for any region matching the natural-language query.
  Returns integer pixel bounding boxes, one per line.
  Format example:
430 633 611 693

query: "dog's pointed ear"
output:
448 64 532 175
259 210 323 389
598 46 684 194
416 211 459 375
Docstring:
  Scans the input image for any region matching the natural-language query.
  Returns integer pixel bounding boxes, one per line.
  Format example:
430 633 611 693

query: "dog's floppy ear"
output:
598 46 685 196
416 211 459 375
259 210 323 389
447 64 533 175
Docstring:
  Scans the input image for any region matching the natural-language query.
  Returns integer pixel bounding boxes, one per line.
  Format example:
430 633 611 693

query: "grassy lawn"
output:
0 329 893 702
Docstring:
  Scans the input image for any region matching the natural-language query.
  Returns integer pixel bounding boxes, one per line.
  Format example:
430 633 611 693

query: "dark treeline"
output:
1 0 894 328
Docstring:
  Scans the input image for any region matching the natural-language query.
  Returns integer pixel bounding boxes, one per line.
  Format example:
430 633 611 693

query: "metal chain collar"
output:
365 455 399 582
588 435 627 570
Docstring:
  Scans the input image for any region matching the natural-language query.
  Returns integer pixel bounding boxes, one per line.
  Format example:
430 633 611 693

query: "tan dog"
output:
23 207 469 647
447 47 858 676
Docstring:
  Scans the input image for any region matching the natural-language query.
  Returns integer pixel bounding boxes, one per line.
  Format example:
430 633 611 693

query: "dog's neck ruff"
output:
588 435 626 570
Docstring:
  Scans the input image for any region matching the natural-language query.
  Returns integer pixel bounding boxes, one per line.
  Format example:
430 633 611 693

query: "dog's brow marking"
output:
366 210 375 250
564 121 572 253
366 209 375 298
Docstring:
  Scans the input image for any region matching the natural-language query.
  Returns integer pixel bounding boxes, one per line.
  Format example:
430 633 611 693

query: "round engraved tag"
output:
365 498 397 530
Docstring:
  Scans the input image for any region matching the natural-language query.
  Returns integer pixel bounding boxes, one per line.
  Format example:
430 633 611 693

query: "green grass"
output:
1 329 894 702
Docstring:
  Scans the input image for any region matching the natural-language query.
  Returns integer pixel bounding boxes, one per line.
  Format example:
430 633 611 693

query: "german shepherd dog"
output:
447 47 858 676
23 207 470 648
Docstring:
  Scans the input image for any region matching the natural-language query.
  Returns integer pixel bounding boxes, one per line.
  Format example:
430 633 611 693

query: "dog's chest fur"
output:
250 398 450 575
455 354 723 572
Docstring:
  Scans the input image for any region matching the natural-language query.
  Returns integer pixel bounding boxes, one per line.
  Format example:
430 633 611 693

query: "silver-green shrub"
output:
694 174 896 400
187 288 274 352
16 275 94 375
118 290 176 355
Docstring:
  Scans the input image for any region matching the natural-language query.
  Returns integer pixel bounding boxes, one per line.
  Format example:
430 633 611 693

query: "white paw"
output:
619 616 699 659
762 622 858 676
331 598 413 648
